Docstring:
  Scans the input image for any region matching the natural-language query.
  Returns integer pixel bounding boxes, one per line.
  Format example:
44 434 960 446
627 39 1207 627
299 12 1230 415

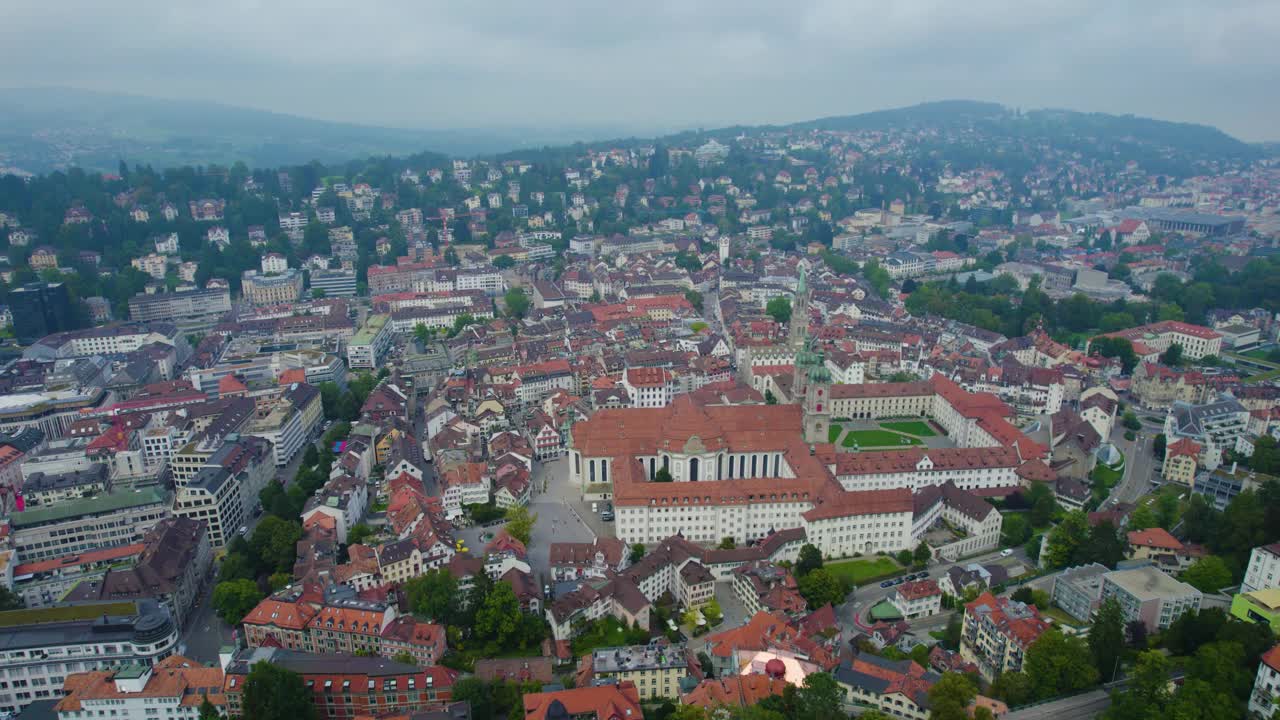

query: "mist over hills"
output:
0 88 1262 175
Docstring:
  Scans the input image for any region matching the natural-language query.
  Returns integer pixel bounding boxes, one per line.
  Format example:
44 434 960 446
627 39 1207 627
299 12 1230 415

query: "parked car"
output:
1000 549 1014 557
880 580 893 588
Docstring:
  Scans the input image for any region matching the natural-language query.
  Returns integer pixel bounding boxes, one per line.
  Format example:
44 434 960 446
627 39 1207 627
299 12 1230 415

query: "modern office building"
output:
128 288 231 332
309 269 359 298
0 602 180 716
8 486 170 563
8 282 74 343
348 314 394 369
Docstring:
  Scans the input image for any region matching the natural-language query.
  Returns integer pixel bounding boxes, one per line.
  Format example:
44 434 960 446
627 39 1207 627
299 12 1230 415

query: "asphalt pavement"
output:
180 430 321 664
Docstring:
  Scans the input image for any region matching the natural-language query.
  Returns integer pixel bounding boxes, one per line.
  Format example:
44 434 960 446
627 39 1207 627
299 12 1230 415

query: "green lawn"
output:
825 557 903 585
843 429 921 448
879 421 937 437
828 425 844 444
570 616 650 656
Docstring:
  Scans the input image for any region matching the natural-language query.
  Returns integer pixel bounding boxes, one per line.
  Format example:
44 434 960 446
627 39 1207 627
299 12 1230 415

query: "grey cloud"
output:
0 0 1275 140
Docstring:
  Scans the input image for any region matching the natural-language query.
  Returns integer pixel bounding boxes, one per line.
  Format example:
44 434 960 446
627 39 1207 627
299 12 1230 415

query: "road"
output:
181 429 323 664
1005 689 1112 720
1103 419 1158 508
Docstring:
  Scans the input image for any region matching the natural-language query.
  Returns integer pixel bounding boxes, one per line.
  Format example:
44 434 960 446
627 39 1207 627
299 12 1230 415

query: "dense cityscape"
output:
0 86 1279 720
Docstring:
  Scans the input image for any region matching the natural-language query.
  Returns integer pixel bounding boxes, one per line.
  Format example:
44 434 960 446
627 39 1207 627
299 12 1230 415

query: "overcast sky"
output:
2 1 1277 141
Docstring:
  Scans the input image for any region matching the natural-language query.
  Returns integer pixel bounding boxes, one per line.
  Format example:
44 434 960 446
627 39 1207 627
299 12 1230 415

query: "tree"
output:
942 613 962 651
1043 510 1089 569
0 586 23 611
1002 513 1031 546
504 506 537 545
346 523 375 547
991 671 1033 707
1160 343 1184 366
1105 650 1172 720
1089 598 1125 683
684 289 703 312
268 572 292 591
1122 410 1142 431
474 581 522 650
1152 433 1167 460
492 255 515 269
198 694 220 720
764 389 777 405
1125 620 1148 650
1078 521 1125 568
927 672 977 720
211 579 265 625
241 661 318 720
1127 504 1157 531
413 322 434 345
1027 483 1057 527
250 516 303 574
766 296 791 325
654 467 673 483
503 287 530 319
796 544 824 576
1011 587 1050 610
404 569 459 624
912 541 932 567
794 672 843 720
797 568 848 608
629 543 646 564
1091 336 1138 373
1022 629 1099 701
1181 556 1233 593
718 537 737 550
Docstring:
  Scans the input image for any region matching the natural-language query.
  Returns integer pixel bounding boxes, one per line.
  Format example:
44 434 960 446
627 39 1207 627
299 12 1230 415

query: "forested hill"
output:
783 100 1259 163
0 87 629 173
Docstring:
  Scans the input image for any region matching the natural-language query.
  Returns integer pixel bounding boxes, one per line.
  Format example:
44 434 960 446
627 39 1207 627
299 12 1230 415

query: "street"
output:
180 429 321 664
1104 418 1158 508
1005 689 1111 720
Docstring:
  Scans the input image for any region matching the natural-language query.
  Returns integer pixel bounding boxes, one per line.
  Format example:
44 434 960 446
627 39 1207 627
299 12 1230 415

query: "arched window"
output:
689 458 699 482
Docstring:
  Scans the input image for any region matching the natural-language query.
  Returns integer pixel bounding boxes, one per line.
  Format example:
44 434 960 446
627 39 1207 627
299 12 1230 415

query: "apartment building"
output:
223 648 459 719
348 314 394 369
1100 566 1202 633
960 592 1049 683
582 644 691 700
62 516 213 632
890 580 942 620
1050 563 1109 623
622 367 675 408
11 543 146 609
1250 645 1280 718
54 656 226 720
1244 544 1280 593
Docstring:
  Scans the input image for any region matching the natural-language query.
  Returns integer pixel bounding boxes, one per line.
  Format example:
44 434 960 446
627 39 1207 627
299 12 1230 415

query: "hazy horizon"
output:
1 1 1276 142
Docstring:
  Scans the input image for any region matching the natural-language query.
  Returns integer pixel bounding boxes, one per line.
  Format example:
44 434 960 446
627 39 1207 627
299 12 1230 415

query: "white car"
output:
1000 549 1013 557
